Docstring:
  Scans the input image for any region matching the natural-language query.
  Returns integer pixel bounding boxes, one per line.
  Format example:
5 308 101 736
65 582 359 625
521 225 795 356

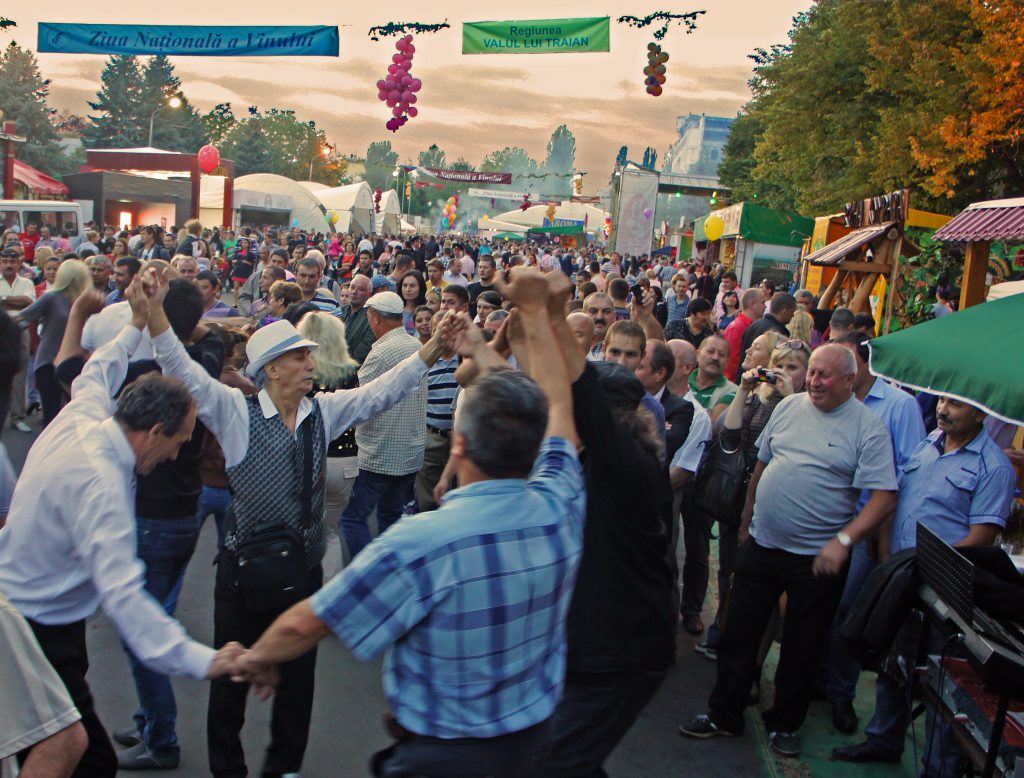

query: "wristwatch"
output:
836 530 853 548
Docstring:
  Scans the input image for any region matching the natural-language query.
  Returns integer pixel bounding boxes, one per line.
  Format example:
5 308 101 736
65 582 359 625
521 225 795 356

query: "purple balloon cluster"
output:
377 35 422 132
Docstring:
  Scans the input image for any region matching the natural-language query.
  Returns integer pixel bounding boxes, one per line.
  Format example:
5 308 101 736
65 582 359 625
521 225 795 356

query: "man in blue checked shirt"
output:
229 268 585 778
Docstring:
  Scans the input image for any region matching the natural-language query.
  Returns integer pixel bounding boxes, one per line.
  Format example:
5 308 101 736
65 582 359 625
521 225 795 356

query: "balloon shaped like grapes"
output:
376 34 421 132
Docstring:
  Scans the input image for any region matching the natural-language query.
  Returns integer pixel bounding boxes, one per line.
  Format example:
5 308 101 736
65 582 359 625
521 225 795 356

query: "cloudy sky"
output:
5 1 811 190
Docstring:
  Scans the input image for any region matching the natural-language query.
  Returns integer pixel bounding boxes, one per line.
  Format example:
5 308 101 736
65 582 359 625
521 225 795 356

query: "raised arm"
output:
630 287 666 341
495 268 577 446
56 289 106 368
143 270 249 465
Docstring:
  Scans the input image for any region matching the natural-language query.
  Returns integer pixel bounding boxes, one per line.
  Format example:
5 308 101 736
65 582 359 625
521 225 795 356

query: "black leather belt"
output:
427 424 452 439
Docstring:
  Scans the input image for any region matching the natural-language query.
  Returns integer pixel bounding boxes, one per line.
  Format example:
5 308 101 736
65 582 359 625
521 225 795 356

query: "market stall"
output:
693 202 813 288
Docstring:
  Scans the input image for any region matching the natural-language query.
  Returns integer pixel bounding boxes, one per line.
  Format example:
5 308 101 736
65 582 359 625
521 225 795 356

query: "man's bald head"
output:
566 312 595 354
666 339 697 394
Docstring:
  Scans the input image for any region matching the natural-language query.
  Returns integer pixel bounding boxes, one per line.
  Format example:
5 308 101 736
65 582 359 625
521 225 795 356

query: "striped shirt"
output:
425 355 459 431
311 437 585 739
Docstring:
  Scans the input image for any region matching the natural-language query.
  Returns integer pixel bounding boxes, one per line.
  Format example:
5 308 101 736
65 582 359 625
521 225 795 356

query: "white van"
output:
0 200 83 239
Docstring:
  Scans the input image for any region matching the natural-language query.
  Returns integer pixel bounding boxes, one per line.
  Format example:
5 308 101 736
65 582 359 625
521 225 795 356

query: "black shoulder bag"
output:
690 435 751 530
234 417 314 612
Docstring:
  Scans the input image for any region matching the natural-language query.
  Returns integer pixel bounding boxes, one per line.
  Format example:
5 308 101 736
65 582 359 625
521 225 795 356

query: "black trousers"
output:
23 619 117 778
372 719 552 778
708 539 847 735
208 556 323 778
537 669 668 777
680 500 714 617
34 363 64 427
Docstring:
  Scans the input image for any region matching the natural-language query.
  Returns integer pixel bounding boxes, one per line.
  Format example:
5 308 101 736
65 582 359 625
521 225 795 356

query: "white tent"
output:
297 181 331 194
230 174 330 233
988 279 1024 301
491 201 607 231
375 190 402 235
316 182 375 235
476 217 528 234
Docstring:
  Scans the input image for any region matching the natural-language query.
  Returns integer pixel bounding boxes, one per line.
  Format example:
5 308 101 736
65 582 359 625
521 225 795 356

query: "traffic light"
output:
643 42 668 97
674 191 682 198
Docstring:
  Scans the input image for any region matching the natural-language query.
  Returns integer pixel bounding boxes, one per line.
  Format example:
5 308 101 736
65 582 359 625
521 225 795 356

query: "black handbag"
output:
234 417 314 612
690 436 750 529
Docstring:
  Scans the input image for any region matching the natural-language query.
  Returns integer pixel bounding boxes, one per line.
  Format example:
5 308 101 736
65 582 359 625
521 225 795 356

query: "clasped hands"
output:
208 641 279 701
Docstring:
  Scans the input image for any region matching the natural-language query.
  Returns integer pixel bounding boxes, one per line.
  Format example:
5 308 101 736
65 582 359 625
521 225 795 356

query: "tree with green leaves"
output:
202 103 237 146
83 55 144 149
222 118 273 175
138 55 206 152
542 125 576 195
0 42 65 175
364 140 399 191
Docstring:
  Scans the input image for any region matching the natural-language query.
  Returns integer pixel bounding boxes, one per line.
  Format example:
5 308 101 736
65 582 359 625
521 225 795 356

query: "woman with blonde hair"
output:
15 260 92 425
297 311 360 576
787 308 815 349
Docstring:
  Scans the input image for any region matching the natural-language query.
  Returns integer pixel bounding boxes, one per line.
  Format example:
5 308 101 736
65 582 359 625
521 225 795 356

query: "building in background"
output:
663 114 735 177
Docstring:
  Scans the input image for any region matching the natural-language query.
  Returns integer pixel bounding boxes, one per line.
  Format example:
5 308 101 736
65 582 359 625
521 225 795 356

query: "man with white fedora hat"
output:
141 269 461 778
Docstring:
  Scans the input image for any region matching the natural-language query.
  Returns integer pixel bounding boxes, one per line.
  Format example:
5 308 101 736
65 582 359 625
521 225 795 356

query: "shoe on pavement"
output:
112 727 142 748
678 714 737 739
769 731 801 758
681 613 705 636
117 743 180 770
11 420 31 433
831 741 902 763
831 698 859 734
694 639 717 660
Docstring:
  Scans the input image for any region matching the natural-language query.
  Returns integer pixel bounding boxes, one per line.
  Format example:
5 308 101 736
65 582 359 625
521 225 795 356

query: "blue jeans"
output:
340 469 415 559
865 669 962 777
123 514 203 755
197 485 233 552
825 541 876 702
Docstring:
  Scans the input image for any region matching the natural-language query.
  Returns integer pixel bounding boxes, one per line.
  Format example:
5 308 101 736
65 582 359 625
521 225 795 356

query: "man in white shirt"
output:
1 249 37 432
0 285 248 776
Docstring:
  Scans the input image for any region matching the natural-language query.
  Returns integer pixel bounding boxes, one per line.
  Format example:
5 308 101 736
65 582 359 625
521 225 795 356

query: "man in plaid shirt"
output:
230 269 584 777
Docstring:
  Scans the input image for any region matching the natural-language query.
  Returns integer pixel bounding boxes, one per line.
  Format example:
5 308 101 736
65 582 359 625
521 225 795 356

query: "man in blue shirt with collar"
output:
825 334 926 733
227 268 585 777
833 395 1015 775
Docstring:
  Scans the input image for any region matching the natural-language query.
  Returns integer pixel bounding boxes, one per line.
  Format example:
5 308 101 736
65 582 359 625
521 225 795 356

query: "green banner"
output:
463 17 610 55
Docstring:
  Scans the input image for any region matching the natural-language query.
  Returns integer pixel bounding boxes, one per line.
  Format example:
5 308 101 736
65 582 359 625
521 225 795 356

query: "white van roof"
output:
0 200 80 208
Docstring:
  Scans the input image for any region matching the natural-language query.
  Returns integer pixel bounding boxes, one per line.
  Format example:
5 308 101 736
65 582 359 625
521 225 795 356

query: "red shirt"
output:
19 233 37 262
723 312 752 383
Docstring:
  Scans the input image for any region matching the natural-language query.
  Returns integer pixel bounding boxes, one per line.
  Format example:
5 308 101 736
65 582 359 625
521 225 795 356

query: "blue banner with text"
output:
38 23 339 57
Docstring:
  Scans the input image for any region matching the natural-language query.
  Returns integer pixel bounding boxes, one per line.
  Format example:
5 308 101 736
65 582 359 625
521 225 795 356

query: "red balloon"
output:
399 60 412 71
388 90 400 102
401 90 413 103
376 79 387 90
378 91 388 101
406 44 415 55
392 106 404 117
409 79 422 92
407 106 418 117
400 74 412 86
388 64 399 74
408 94 417 104
197 144 220 174
392 53 403 64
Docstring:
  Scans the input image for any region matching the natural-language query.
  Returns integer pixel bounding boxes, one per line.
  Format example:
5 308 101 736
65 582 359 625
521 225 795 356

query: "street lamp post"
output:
148 96 182 148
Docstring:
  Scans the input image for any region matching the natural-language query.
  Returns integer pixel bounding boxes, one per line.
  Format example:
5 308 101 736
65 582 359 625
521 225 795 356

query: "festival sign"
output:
463 17 610 55
414 166 512 184
38 23 339 56
467 188 530 201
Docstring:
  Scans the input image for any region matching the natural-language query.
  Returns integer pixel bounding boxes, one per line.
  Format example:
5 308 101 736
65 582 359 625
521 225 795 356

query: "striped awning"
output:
933 197 1024 243
803 222 895 266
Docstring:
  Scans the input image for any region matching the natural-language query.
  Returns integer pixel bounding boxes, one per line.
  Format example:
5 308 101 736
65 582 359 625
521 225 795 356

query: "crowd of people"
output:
0 217 1020 778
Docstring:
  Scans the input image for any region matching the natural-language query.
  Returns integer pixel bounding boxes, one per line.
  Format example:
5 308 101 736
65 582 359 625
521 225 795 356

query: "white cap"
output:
245 320 318 377
365 291 404 315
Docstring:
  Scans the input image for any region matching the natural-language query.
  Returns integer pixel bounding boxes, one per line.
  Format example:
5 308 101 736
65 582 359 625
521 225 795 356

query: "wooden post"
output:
819 268 849 309
850 272 879 313
960 240 990 310
882 235 904 334
189 158 201 221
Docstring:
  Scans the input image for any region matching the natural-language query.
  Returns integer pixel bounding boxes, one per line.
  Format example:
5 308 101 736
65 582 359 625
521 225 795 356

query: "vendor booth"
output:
693 202 813 289
316 182 375 235
375 189 402 235
231 174 329 234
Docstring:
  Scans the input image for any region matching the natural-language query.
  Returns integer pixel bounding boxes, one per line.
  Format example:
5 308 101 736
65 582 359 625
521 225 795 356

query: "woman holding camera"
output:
697 335 810 680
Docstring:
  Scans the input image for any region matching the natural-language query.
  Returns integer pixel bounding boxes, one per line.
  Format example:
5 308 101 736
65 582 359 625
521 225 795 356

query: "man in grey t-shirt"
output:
680 345 898 758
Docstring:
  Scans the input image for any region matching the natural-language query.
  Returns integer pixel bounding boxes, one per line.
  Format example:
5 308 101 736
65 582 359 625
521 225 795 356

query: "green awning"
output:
492 232 525 241
868 294 1024 424
527 224 584 235
692 203 813 247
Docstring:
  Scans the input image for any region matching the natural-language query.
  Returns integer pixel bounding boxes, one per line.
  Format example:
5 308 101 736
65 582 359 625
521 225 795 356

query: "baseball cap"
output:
365 291 404 315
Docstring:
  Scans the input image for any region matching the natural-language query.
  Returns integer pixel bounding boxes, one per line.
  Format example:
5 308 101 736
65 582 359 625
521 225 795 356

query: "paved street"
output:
2 424 759 777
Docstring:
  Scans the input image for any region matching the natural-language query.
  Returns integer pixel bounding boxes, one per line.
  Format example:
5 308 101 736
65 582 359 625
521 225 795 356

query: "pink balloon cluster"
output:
376 35 422 132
